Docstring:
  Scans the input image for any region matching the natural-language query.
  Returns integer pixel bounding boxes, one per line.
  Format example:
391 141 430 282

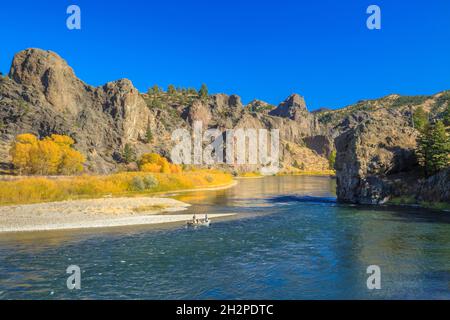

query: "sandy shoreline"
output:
0 197 235 233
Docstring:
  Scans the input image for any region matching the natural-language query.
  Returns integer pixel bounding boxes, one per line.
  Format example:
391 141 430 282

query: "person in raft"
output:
205 214 208 222
193 214 197 223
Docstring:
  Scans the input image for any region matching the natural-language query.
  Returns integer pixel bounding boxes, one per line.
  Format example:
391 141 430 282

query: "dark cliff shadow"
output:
267 195 337 204
383 145 418 174
0 161 13 174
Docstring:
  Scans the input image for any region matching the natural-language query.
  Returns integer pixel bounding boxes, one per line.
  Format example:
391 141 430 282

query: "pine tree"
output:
198 84 208 99
412 106 429 132
430 121 450 172
443 104 450 127
145 127 153 144
417 121 450 176
122 143 136 164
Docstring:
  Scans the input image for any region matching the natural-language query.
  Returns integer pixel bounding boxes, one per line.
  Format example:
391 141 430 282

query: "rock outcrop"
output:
334 111 419 204
303 135 333 158
1 49 151 172
270 94 307 120
417 168 450 203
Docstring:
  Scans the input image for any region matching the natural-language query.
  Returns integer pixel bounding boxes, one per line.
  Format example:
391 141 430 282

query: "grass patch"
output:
0 169 233 206
388 197 450 211
387 196 417 206
420 201 450 211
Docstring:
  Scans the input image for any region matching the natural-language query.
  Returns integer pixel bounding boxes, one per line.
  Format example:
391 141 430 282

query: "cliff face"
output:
334 112 418 204
1 49 152 172
417 168 450 203
332 95 449 204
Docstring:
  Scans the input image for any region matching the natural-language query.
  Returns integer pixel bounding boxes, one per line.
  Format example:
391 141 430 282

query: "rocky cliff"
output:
1 49 154 172
334 111 418 204
332 93 449 204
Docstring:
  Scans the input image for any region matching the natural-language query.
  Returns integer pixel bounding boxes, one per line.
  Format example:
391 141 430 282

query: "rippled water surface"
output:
1 176 450 299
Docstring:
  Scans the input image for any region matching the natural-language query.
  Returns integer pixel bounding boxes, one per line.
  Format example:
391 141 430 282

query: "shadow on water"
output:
267 195 337 204
266 194 450 224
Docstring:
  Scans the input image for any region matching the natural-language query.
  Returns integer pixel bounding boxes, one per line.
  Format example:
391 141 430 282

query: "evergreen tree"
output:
430 121 450 172
417 121 450 176
198 84 208 99
122 143 136 164
443 104 450 127
145 127 153 143
412 106 429 132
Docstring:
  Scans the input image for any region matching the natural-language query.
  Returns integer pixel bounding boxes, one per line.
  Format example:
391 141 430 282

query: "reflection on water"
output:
0 176 449 299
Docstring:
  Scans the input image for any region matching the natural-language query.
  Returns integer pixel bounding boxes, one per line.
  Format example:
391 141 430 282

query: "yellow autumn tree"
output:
139 153 182 174
10 134 38 174
30 138 62 175
10 133 85 175
140 163 162 173
59 146 86 174
50 134 75 147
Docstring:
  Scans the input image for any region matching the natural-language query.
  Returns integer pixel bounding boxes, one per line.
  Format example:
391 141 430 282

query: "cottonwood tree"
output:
10 134 85 175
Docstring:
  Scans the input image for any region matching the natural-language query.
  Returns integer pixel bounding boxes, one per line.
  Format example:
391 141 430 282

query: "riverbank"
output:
0 196 236 233
0 169 234 206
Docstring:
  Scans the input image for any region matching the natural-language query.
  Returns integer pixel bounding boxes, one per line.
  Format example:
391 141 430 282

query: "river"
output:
1 176 449 299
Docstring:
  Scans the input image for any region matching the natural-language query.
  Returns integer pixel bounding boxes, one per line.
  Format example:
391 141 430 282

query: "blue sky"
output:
1 0 450 110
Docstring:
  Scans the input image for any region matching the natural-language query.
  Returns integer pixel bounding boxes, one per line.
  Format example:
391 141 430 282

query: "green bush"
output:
131 176 146 191
391 95 430 108
143 175 159 189
328 150 337 170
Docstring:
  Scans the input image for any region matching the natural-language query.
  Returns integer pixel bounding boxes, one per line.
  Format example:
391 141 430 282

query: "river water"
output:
1 176 449 299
